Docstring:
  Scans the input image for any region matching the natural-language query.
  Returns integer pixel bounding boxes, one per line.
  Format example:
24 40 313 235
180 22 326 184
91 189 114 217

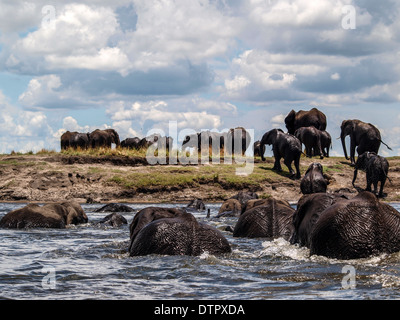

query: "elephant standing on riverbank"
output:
260 129 302 179
352 152 389 198
253 140 265 157
61 131 78 150
128 207 231 256
121 137 141 150
284 108 327 135
225 127 251 156
320 130 332 157
90 129 121 149
294 126 324 159
340 119 392 166
71 133 91 149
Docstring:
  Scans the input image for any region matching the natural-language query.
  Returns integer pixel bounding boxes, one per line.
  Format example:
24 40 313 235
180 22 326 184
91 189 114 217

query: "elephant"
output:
260 128 302 179
94 203 135 213
225 127 251 156
253 140 266 158
182 131 223 155
0 201 88 229
89 129 121 148
217 191 259 217
142 134 173 153
290 193 347 248
284 108 327 135
232 197 295 240
320 130 332 158
128 207 231 256
294 126 324 159
300 163 328 195
217 199 242 217
291 191 400 260
60 131 79 150
186 199 206 211
121 137 141 150
340 119 392 165
352 152 389 198
71 132 91 149
97 213 128 227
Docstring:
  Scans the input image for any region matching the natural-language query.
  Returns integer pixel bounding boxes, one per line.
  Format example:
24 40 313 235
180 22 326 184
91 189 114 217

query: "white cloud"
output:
109 99 223 133
331 73 341 80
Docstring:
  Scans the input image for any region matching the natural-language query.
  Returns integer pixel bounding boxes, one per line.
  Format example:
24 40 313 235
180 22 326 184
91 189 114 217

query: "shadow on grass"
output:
258 165 299 180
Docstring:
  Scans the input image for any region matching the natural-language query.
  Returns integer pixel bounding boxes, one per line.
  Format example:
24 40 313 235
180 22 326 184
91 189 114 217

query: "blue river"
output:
1 202 400 300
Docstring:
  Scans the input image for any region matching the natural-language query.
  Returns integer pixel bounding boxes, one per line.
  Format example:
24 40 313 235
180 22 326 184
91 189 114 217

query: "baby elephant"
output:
352 152 389 198
300 163 328 194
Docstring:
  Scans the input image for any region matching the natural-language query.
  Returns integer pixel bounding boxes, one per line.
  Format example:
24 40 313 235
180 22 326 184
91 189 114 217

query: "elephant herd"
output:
61 129 121 150
255 108 391 197
6 107 398 261
2 186 400 260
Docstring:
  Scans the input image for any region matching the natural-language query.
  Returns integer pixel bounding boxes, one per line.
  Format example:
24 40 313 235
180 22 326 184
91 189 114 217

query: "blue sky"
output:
0 0 400 156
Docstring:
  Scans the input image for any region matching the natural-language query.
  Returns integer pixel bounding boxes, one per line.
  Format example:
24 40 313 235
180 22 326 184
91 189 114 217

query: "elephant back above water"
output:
233 198 295 240
128 207 231 256
292 192 400 259
284 108 327 135
0 201 88 229
300 163 328 195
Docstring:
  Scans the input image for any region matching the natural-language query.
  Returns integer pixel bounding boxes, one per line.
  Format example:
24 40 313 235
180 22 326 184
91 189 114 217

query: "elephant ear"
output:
284 110 296 133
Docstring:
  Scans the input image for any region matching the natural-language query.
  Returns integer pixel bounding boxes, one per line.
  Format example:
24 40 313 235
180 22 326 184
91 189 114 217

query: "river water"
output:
1 202 400 300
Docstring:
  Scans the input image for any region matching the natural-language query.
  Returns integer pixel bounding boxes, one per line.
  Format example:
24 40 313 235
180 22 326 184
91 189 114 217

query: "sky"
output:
1 0 400 157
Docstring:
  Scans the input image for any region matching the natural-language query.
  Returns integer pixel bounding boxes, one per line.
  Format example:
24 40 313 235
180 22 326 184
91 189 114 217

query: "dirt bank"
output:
0 154 399 204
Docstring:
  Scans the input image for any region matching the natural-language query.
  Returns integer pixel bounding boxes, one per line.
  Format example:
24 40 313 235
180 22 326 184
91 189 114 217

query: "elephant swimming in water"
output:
300 163 328 195
291 192 400 260
128 207 231 256
0 201 88 229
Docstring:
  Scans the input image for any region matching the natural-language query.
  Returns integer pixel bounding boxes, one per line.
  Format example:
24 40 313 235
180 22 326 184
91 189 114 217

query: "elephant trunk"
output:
341 133 349 160
260 141 266 161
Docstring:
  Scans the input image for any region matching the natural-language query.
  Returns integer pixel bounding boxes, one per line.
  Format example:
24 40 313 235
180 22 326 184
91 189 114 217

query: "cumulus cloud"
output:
107 98 236 136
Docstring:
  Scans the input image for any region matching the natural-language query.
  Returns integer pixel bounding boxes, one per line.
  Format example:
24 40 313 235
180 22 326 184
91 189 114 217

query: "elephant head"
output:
261 129 283 145
105 129 120 147
260 129 284 161
284 110 296 134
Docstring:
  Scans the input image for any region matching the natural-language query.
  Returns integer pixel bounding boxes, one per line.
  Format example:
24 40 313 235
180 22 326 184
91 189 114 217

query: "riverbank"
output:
0 152 399 204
